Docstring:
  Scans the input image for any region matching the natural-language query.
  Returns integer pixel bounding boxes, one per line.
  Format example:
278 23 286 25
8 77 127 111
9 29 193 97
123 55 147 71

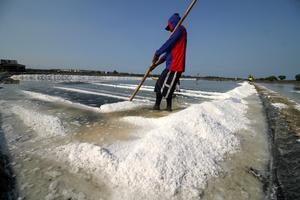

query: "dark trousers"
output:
154 69 181 109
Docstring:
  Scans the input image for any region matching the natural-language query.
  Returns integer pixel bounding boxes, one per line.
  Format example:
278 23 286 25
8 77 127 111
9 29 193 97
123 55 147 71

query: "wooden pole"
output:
171 0 198 35
129 0 198 101
128 64 153 101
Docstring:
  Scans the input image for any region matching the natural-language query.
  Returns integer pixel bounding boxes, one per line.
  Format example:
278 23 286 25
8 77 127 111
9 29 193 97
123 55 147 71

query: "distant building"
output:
0 59 26 72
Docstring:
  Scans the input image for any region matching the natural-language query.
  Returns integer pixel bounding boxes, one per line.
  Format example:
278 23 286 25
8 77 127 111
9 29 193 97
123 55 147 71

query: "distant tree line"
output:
255 74 300 81
23 68 145 77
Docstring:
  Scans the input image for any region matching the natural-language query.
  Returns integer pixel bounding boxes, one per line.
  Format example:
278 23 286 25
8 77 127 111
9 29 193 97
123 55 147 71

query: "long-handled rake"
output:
129 0 198 101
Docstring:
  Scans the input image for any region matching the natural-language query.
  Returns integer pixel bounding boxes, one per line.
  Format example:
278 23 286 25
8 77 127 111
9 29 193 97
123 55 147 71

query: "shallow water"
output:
261 82 300 104
0 77 269 199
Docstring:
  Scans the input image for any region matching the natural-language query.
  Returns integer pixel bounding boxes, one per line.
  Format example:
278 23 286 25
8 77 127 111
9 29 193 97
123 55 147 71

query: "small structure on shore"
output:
0 59 25 72
248 74 254 82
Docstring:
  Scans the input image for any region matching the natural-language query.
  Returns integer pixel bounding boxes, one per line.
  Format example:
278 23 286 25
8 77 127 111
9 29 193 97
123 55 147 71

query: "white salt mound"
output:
99 101 150 113
52 82 256 200
272 103 288 109
11 105 65 137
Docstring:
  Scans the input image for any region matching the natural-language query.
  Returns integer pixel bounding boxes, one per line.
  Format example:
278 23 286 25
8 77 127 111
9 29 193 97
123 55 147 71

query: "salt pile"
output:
51 82 256 200
10 105 66 138
99 100 150 113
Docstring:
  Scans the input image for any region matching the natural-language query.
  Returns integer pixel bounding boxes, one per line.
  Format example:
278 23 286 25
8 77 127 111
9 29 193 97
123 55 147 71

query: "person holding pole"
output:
150 13 187 111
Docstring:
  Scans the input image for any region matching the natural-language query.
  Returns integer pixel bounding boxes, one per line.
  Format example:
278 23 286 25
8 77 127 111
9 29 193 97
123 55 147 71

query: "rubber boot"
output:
166 98 172 112
153 92 162 110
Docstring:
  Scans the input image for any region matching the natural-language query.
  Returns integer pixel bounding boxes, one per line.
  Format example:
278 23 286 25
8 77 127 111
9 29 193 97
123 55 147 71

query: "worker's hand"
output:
152 53 159 65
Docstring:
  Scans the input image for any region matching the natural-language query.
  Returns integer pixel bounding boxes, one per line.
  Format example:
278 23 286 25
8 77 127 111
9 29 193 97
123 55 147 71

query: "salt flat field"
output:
0 75 269 200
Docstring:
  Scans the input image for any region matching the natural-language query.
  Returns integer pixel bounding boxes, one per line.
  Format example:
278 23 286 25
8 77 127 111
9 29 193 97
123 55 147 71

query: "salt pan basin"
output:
50 82 258 200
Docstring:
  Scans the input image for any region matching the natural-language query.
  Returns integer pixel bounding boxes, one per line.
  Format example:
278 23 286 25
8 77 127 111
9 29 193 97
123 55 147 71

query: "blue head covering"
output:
165 13 181 31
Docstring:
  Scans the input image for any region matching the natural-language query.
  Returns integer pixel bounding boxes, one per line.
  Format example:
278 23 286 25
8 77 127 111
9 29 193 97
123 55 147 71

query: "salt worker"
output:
150 13 187 111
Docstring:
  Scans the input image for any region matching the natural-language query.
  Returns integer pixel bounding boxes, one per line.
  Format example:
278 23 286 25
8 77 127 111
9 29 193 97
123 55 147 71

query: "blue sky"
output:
1 0 300 78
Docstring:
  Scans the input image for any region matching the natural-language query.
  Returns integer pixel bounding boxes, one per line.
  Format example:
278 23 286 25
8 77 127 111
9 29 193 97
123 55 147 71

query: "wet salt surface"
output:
0 77 268 199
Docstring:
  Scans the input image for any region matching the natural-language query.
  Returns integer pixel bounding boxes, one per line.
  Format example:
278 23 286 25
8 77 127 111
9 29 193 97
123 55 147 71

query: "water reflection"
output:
262 83 300 104
293 85 300 91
